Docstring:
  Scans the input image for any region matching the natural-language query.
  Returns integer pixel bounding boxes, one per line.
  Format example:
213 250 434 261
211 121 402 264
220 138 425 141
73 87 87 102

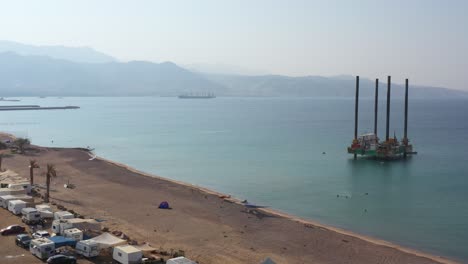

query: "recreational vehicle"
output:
75 239 99 258
0 188 26 196
0 194 33 208
6 182 32 194
52 218 101 235
54 211 74 220
8 200 27 215
21 208 43 225
29 237 55 260
112 245 143 264
63 228 83 241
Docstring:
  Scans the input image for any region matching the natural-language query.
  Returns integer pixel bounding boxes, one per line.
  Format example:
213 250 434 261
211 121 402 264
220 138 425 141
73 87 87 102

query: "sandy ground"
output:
0 138 458 264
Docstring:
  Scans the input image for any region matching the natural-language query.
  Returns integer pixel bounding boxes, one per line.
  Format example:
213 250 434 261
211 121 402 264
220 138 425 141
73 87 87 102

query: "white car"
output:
32 230 50 239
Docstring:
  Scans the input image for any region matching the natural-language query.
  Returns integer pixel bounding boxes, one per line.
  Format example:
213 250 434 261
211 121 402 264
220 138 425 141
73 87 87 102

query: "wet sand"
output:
0 135 458 264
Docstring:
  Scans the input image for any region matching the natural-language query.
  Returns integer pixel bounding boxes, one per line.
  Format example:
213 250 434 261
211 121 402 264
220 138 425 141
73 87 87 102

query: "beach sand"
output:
0 136 458 264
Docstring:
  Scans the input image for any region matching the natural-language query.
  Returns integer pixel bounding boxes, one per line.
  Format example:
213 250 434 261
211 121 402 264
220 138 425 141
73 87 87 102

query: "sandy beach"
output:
0 134 458 264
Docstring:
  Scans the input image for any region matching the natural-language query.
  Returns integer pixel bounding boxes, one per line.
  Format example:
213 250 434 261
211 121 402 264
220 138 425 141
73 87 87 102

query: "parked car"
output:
32 230 50 239
1 225 25 235
46 254 77 264
15 233 32 248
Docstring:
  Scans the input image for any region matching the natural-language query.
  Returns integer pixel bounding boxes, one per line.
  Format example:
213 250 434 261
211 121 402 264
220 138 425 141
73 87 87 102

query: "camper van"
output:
63 228 83 241
8 200 27 215
112 245 143 264
52 218 101 235
30 237 56 260
54 211 74 220
75 239 99 258
22 208 44 225
6 182 32 194
0 194 33 208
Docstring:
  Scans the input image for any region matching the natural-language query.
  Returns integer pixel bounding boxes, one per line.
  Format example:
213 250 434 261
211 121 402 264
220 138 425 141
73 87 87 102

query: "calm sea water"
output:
1 97 467 261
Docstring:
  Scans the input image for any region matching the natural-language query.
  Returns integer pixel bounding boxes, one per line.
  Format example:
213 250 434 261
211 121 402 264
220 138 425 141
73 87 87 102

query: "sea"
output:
1 97 467 261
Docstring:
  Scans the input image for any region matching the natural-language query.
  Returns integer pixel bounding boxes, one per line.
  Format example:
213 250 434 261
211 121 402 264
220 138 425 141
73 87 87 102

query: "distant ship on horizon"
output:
178 93 216 99
0 97 20 102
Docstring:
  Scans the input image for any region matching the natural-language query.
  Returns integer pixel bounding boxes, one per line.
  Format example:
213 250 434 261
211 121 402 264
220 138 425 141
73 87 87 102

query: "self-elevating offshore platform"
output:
347 76 416 160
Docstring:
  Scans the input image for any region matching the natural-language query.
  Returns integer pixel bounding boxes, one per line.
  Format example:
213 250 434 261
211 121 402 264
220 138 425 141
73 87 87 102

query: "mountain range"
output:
0 41 466 98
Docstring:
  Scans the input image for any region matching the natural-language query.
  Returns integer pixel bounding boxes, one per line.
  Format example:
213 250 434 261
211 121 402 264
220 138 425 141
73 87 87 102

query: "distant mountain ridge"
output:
204 74 468 98
0 52 224 96
0 40 466 98
0 40 115 63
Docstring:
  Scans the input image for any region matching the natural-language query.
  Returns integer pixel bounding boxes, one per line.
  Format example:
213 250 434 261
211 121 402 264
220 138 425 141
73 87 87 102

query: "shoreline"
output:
0 132 459 264
93 151 457 264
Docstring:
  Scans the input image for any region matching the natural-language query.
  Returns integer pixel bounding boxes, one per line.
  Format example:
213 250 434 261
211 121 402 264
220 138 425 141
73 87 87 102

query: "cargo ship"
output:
178 93 215 99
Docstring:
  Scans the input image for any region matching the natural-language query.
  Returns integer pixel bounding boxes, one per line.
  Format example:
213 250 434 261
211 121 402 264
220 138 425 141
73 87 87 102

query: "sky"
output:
0 0 467 90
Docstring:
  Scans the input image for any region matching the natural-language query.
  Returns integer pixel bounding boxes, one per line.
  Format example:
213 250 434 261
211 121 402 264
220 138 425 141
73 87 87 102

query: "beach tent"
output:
261 258 277 264
91 232 127 249
158 201 170 209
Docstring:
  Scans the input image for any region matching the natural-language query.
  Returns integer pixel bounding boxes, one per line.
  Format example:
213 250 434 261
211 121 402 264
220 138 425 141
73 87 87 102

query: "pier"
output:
0 105 79 111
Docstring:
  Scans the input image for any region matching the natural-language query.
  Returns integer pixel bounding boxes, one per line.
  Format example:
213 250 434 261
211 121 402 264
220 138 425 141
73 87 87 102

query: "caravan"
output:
36 204 54 219
63 228 83 241
75 239 99 258
0 188 26 196
54 211 74 220
30 237 55 260
6 182 32 194
0 194 33 208
112 245 143 264
21 208 43 225
52 218 101 235
8 200 27 215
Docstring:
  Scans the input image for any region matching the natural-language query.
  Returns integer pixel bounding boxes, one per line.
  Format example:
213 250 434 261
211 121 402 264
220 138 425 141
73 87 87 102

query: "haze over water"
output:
1 96 467 261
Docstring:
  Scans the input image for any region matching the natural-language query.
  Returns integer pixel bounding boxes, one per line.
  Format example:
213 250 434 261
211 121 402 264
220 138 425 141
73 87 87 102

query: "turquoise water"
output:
1 97 467 261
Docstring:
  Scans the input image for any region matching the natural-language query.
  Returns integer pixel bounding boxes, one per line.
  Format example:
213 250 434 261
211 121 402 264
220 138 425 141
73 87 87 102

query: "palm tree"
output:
44 164 57 203
29 160 40 185
14 138 30 154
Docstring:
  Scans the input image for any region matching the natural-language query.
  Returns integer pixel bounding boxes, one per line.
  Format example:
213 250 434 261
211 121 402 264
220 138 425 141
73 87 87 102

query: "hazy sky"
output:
1 0 467 90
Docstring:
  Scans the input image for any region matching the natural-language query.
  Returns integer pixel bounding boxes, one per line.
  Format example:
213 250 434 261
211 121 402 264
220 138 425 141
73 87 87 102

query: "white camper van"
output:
8 199 27 215
166 257 197 264
63 228 83 241
22 207 43 225
75 239 99 258
29 237 55 260
7 182 32 194
52 218 101 235
35 204 54 219
112 245 143 264
54 211 74 220
0 194 33 208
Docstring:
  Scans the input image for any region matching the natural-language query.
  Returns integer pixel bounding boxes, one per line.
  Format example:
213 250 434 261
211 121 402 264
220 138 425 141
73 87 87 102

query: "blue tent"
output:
49 236 77 248
158 201 170 209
